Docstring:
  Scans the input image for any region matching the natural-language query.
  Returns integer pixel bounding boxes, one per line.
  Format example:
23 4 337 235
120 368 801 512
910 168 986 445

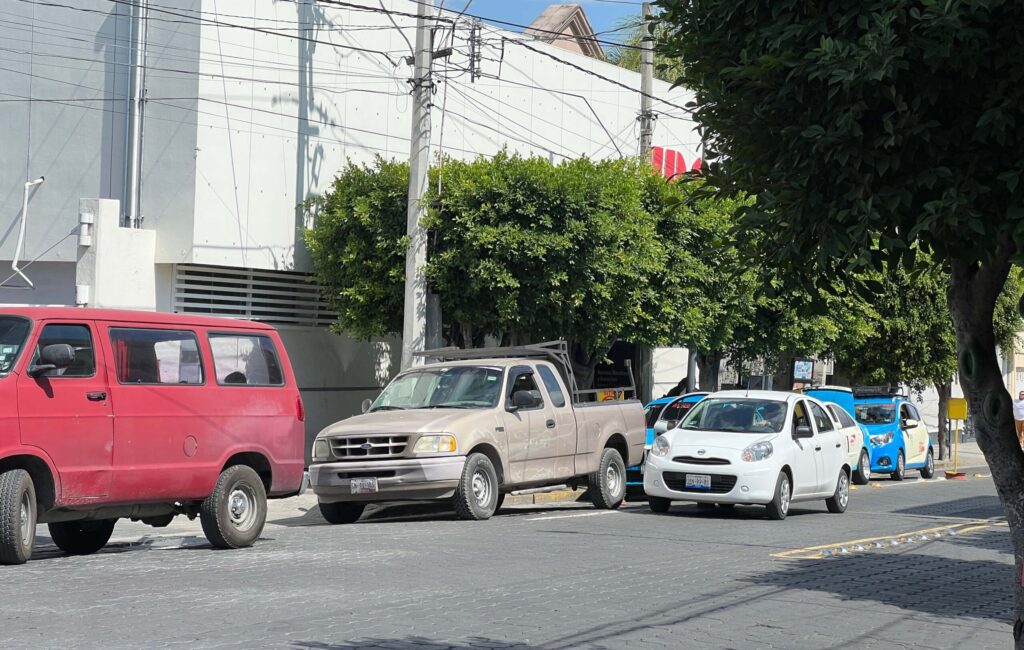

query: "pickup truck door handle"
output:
545 419 556 429
86 391 107 402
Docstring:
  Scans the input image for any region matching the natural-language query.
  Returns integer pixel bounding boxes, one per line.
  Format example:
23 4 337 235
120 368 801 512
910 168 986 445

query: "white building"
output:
1 1 701 452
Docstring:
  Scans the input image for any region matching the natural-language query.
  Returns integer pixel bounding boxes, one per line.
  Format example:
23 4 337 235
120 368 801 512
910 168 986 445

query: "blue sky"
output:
443 1 643 42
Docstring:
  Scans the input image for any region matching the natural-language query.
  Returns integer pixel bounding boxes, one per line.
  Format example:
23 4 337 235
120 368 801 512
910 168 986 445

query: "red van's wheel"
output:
200 465 267 549
0 469 37 565
48 519 116 555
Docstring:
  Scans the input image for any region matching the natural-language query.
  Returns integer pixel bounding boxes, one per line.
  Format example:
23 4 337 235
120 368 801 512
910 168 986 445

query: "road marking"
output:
525 510 620 522
773 517 1006 559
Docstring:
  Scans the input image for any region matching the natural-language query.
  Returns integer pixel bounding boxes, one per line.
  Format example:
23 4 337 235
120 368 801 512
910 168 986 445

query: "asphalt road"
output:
1 470 1011 649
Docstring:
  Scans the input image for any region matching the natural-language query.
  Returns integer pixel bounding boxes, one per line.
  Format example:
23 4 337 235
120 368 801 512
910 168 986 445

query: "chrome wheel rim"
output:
898 453 905 476
926 452 934 475
860 452 870 480
838 473 849 508
780 476 790 514
606 463 622 497
472 470 491 507
19 491 32 544
228 485 257 531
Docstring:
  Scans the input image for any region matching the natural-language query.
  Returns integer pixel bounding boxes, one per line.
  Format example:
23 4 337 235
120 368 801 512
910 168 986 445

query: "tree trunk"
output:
947 246 1024 647
696 350 722 392
936 382 951 460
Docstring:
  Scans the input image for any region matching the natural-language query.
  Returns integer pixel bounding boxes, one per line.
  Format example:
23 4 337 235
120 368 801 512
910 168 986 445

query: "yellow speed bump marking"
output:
772 518 1005 560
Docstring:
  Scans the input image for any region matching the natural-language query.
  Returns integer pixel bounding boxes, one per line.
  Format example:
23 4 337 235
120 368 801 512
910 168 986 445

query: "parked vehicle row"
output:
0 307 938 566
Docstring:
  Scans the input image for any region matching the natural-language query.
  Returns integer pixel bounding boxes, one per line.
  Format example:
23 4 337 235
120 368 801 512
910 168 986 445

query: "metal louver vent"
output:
173 264 335 327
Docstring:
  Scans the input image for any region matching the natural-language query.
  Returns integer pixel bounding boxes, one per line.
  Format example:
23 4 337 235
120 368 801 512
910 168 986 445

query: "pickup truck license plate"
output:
686 474 711 490
350 478 378 494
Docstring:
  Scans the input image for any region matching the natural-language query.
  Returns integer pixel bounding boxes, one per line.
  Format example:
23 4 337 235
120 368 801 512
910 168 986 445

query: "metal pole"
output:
638 3 655 156
686 350 697 392
401 0 435 370
124 0 148 228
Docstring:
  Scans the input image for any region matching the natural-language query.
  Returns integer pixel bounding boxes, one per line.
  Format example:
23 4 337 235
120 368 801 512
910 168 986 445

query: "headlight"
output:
741 441 773 462
870 432 894 446
650 435 671 458
414 434 457 454
312 439 330 462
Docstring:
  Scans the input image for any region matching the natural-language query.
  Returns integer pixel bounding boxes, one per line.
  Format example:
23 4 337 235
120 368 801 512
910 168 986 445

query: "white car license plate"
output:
686 474 711 490
350 478 378 494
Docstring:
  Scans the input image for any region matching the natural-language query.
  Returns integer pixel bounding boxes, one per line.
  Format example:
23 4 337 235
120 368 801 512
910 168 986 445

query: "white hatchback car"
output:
644 390 851 520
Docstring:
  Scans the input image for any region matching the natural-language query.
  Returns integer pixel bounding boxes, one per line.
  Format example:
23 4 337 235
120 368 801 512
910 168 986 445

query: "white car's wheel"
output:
826 469 849 513
765 471 790 521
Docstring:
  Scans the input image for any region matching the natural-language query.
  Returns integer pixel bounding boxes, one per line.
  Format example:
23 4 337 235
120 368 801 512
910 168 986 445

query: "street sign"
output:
948 397 967 421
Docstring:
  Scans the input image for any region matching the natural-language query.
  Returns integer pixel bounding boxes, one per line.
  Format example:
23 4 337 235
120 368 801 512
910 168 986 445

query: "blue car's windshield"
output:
855 404 896 425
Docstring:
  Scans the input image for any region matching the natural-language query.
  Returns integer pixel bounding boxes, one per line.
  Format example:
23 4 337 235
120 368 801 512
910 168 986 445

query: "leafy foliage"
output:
306 153 748 362
303 158 408 339
606 15 683 83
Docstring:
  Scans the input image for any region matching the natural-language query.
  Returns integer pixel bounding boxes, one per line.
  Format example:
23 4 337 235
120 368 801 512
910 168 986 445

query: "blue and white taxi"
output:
644 390 851 520
852 387 934 481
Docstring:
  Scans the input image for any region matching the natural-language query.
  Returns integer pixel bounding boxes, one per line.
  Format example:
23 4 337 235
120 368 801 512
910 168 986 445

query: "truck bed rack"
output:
414 340 636 404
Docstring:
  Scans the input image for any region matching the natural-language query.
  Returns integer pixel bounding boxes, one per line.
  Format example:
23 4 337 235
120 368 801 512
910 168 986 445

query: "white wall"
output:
652 347 691 398
142 0 700 272
76 198 157 311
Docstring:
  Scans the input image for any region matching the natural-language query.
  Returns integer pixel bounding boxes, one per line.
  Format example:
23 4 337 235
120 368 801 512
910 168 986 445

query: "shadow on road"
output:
893 495 1004 520
293 637 541 650
270 502 618 527
746 527 1014 623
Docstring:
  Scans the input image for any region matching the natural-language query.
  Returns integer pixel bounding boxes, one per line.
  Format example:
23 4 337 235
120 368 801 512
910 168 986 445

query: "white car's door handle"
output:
835 443 841 448
814 446 821 451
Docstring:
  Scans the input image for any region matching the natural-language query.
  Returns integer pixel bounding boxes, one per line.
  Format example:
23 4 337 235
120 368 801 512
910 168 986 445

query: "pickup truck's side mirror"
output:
902 418 919 429
793 424 814 439
509 390 541 411
653 420 670 434
361 398 373 414
28 344 75 378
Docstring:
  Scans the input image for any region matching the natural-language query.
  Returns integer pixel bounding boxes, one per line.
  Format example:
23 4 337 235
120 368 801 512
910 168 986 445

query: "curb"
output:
504 489 585 507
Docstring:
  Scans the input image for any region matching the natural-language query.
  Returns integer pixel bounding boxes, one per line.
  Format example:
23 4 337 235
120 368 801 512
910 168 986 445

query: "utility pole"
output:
638 3 655 156
401 1 436 370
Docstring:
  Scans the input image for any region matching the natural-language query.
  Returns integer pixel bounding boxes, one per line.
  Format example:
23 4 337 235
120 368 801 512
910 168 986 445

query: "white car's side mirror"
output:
902 418 919 429
653 420 670 434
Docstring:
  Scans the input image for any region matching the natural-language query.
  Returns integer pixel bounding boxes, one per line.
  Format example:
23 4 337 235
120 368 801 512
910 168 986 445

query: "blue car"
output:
625 392 709 498
851 387 935 481
805 386 873 485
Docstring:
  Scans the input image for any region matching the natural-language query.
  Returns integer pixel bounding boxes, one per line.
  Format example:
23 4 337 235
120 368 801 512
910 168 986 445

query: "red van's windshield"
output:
0 317 30 377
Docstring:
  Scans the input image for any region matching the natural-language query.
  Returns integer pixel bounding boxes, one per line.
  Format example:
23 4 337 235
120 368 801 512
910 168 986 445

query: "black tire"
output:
454 453 499 520
825 469 850 514
625 485 647 501
890 449 906 481
765 471 791 521
200 465 267 549
48 519 116 555
588 447 626 510
494 492 506 513
648 496 671 513
318 501 365 525
0 469 36 565
854 449 871 485
920 448 935 479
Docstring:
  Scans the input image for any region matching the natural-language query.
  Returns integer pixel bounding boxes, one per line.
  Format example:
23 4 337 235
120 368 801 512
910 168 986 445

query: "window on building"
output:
209 334 284 386
36 324 95 378
109 328 203 385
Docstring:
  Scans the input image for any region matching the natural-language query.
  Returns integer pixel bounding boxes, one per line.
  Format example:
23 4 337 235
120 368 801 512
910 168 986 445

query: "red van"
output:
0 307 305 564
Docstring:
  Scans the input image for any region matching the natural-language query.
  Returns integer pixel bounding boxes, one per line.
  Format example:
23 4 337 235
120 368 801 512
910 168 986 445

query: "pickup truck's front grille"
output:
329 435 409 460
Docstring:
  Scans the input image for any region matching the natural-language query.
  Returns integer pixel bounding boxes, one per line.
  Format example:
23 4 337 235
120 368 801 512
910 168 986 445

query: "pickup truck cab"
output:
0 308 305 564
309 342 645 522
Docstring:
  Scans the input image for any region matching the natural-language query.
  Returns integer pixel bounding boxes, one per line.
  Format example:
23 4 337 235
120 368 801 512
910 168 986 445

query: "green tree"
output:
306 153 740 387
657 0 1024 634
606 15 683 82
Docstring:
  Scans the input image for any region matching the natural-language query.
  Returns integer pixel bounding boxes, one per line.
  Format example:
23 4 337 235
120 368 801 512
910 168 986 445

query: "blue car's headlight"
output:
870 431 894 446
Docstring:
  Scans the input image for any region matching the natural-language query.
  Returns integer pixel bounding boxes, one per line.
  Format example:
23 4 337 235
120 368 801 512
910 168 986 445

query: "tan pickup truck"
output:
309 342 645 522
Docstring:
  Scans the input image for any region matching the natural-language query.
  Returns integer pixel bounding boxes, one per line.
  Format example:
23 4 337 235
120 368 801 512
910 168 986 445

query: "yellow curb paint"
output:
870 483 883 489
772 517 1005 560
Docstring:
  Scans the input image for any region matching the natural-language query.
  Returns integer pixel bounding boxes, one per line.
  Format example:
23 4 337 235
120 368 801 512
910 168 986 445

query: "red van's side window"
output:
208 334 284 386
109 328 204 385
36 324 96 378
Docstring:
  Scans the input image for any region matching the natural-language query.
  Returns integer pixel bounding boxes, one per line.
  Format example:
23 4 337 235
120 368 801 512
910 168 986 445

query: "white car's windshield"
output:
370 366 504 411
680 398 788 433
0 316 30 377
855 404 896 425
